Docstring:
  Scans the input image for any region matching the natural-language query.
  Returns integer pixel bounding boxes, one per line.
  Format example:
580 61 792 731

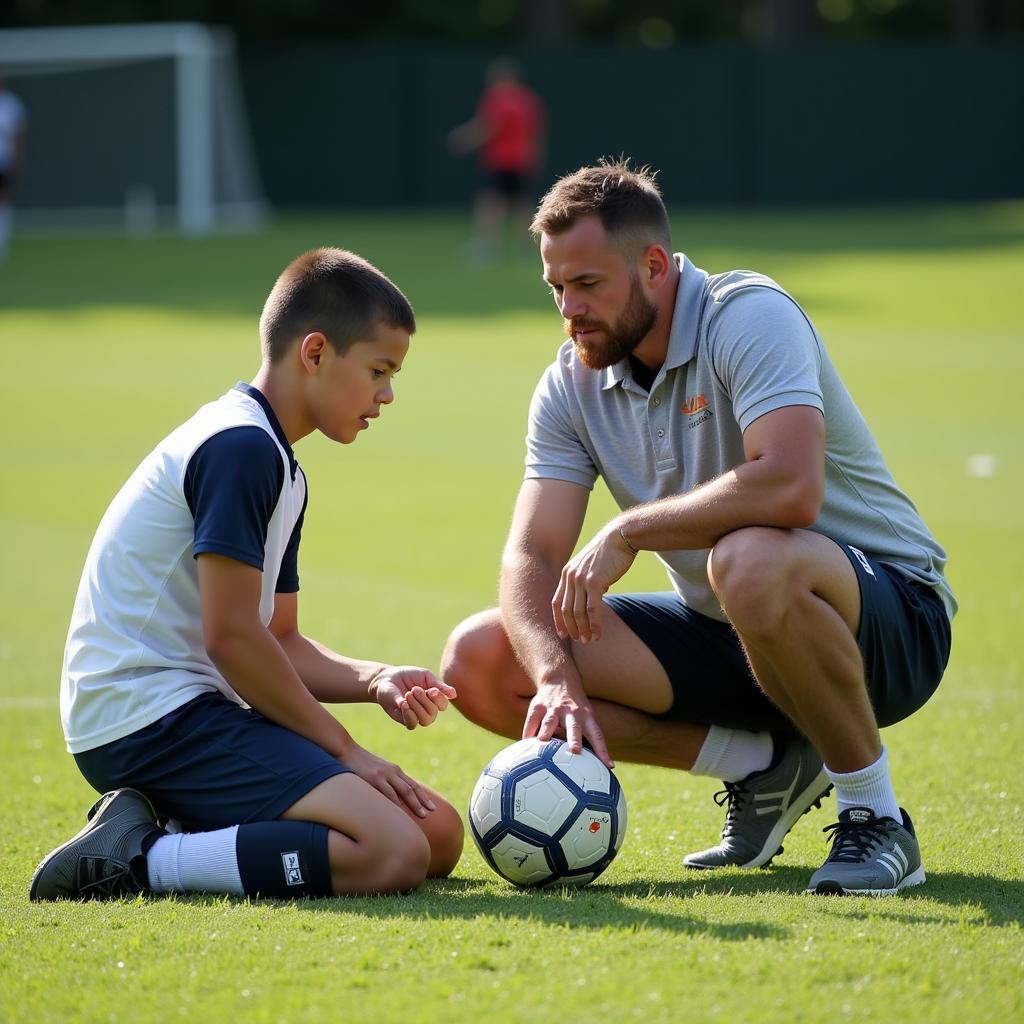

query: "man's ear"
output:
641 244 672 287
299 332 328 374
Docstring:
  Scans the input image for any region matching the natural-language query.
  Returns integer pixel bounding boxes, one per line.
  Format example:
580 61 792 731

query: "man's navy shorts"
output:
73 692 351 832
605 544 952 733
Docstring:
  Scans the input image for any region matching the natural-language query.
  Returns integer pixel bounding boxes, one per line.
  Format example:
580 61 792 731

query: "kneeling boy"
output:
31 248 463 901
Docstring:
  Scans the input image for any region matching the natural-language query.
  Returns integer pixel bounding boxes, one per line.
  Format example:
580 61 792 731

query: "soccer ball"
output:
468 737 627 888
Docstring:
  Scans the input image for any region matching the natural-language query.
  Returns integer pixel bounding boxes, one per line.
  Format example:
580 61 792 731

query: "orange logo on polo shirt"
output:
680 395 708 416
681 394 713 429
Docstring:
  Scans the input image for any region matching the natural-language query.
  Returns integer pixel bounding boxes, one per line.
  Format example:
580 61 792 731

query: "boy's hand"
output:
371 666 458 729
343 743 437 817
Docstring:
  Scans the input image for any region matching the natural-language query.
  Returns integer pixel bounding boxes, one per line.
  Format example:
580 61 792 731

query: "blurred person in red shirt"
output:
449 58 546 263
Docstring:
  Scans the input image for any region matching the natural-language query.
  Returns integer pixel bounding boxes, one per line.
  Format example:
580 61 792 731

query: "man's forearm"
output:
500 549 580 687
618 457 820 554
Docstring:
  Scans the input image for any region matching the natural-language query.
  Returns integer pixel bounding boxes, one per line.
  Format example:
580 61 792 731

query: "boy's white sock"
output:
146 827 244 895
690 725 773 783
825 746 903 824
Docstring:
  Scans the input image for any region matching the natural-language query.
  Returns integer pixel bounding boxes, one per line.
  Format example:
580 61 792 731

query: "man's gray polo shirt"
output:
525 253 955 622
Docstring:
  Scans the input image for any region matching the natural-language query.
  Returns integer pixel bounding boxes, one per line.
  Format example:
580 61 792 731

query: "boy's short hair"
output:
530 157 672 257
260 248 416 362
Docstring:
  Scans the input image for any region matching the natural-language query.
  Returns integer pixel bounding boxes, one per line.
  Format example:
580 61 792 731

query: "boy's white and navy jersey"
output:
61 384 307 754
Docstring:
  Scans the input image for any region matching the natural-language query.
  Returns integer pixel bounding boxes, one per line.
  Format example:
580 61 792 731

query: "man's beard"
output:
566 274 658 370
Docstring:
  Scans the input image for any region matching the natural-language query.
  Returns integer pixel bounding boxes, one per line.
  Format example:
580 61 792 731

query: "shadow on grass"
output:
166 873 792 941
804 871 1024 927
39 867 1017 937
325 866 1023 933
310 878 791 941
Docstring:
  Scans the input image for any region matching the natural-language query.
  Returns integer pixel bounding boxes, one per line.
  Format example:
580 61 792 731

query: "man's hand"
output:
370 666 457 730
553 524 637 644
342 742 437 817
522 678 613 768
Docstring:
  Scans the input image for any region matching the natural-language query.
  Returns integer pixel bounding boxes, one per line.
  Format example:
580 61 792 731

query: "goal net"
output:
0 22 267 234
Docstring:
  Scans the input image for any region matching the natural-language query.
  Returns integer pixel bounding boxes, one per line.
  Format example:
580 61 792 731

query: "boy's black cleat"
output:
29 789 166 901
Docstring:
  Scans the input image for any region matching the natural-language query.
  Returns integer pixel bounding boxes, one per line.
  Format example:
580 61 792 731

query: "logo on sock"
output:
281 850 304 886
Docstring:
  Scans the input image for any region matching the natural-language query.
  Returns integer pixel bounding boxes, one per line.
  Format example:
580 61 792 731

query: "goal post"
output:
0 22 267 234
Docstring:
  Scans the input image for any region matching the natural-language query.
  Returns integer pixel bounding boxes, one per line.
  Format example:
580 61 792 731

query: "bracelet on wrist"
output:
618 525 639 556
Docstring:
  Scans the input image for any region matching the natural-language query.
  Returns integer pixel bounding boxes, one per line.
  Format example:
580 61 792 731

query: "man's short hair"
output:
259 248 416 363
530 157 672 256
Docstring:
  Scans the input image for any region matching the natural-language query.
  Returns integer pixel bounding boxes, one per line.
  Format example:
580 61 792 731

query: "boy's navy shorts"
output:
605 544 952 733
73 692 352 832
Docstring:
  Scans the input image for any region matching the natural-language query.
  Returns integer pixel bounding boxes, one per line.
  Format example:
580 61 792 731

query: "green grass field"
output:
1 205 1021 1023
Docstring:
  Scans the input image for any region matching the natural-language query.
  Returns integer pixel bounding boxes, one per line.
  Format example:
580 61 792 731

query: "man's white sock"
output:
146 827 245 895
825 746 903 824
690 725 773 783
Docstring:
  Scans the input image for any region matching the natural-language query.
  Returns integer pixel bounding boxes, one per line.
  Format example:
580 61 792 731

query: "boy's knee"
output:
329 822 430 895
381 831 432 892
365 843 430 894
424 800 465 879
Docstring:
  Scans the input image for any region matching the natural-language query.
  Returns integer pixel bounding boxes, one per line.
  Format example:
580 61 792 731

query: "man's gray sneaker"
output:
29 789 165 901
806 806 925 896
684 733 832 869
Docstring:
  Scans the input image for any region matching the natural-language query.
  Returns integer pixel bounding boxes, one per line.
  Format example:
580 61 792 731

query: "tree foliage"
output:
1 0 1020 42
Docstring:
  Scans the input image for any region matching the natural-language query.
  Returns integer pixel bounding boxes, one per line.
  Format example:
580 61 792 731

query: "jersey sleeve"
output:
184 427 284 571
524 361 598 490
275 469 307 594
707 287 825 433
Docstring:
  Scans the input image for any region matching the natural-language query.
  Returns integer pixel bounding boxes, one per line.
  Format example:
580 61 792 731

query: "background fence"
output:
239 42 1023 207
10 41 1023 214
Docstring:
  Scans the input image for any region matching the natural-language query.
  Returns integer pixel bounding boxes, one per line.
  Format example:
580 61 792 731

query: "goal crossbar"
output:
0 22 266 234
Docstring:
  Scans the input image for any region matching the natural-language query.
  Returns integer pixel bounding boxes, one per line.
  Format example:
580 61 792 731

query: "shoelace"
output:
77 856 140 899
821 817 895 864
712 781 751 838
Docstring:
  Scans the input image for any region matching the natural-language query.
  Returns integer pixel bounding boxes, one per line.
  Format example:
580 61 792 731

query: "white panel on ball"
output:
489 834 552 886
469 773 504 837
512 769 576 834
487 737 546 775
551 744 611 795
558 873 595 887
558 807 614 869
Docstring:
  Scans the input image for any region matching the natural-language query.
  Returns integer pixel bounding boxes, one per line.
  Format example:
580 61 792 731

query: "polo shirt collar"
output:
233 381 298 479
601 253 708 390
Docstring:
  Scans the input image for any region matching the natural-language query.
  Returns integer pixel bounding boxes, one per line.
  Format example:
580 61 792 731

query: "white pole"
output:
175 24 214 234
